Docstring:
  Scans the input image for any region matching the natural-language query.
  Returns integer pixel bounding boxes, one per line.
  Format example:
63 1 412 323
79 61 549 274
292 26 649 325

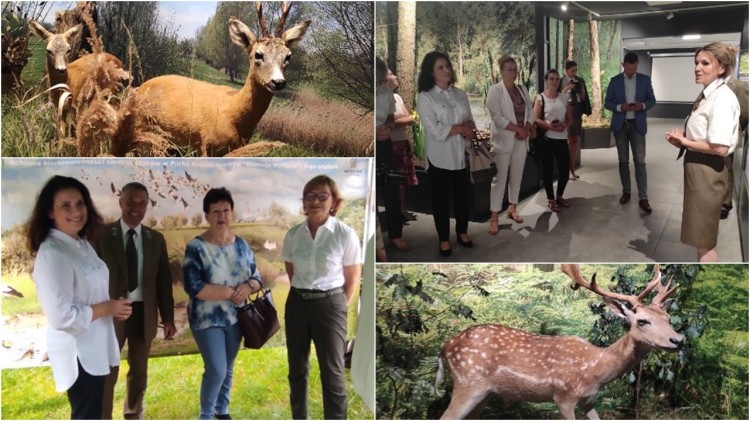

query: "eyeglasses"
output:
304 192 331 202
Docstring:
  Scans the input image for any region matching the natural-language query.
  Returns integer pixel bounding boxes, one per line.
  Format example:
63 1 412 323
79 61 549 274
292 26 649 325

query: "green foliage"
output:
376 264 748 420
97 2 192 85
1 346 372 419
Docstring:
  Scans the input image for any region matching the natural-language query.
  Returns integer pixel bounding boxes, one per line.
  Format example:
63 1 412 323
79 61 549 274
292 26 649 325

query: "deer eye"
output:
254 51 264 62
637 319 651 327
284 53 291 64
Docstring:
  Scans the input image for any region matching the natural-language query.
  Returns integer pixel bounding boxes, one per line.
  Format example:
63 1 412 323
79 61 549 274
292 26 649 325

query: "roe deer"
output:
29 21 125 108
137 2 311 156
435 264 684 420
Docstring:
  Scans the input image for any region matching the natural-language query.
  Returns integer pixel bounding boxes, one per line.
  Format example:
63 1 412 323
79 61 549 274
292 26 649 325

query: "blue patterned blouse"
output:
183 235 262 330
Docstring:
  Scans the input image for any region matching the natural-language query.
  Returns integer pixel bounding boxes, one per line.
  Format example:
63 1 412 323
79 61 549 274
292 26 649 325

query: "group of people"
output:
28 174 362 419
377 42 744 262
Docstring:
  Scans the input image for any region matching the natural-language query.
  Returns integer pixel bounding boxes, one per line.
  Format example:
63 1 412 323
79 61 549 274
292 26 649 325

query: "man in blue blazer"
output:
604 52 656 213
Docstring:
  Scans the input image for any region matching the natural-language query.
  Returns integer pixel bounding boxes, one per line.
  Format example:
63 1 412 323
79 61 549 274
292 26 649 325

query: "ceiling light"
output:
561 2 568 11
682 34 701 40
666 12 675 20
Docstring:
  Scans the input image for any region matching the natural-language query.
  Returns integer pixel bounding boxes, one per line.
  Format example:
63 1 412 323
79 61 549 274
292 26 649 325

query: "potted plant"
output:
580 114 614 149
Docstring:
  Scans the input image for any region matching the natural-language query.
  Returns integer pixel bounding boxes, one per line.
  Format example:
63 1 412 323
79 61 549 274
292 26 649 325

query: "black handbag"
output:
466 129 497 184
528 95 547 162
237 289 280 349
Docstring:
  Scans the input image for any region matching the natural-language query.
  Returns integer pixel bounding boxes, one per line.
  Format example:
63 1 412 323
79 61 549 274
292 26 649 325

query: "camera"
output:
567 78 582 106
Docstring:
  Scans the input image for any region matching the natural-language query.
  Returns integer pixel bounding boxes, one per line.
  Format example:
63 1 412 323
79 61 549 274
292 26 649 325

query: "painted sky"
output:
1 158 371 229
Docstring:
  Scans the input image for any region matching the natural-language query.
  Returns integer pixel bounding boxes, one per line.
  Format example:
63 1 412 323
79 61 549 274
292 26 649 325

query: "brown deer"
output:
435 264 684 420
136 2 311 156
29 21 125 108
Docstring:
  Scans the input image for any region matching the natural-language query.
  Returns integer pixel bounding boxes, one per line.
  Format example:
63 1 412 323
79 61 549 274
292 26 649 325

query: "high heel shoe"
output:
457 233 474 248
439 242 452 257
556 196 570 208
488 217 499 235
508 207 524 224
548 199 561 213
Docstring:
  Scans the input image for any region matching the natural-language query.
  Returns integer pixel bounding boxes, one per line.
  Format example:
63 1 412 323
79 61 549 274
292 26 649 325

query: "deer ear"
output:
29 21 52 40
228 18 256 49
282 20 311 49
603 297 633 319
63 24 82 39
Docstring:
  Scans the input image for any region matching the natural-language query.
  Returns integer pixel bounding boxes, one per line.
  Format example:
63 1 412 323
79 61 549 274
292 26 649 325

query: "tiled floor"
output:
383 118 746 263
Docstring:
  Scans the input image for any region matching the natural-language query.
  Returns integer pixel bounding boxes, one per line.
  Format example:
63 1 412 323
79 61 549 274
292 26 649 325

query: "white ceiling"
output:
623 32 742 51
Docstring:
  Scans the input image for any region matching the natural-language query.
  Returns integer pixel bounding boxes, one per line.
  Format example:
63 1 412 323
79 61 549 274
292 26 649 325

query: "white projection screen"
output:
651 55 703 102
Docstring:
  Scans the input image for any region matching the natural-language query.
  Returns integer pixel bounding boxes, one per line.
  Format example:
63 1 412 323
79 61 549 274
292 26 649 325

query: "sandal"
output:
548 199 561 213
508 207 524 224
556 196 570 207
488 216 499 235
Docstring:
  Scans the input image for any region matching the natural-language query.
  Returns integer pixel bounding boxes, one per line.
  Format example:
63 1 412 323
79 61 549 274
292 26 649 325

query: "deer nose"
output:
670 337 684 348
271 79 286 90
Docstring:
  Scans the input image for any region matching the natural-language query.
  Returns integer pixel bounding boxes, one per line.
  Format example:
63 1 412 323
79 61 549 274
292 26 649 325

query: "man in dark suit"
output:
605 52 657 213
93 182 175 420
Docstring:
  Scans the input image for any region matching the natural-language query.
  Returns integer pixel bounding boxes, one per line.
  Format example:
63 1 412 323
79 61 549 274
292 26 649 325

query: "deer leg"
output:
553 397 577 420
440 386 490 420
466 394 493 419
580 399 600 420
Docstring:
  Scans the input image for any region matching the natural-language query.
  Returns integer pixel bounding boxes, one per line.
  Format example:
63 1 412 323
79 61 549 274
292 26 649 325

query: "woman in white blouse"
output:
416 51 476 257
281 175 362 419
486 55 535 235
666 42 740 262
27 175 132 419
534 69 573 212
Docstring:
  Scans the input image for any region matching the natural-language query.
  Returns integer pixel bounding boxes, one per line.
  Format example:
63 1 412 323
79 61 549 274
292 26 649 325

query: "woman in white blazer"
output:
486 55 535 235
27 175 132 419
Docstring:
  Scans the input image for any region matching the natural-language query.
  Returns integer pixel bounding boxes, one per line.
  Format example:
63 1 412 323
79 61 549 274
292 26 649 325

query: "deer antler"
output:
256 2 270 37
275 1 292 37
561 264 642 308
649 267 678 305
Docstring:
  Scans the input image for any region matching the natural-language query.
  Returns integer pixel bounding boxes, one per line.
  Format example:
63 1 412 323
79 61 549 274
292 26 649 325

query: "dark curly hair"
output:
26 175 103 254
202 187 234 213
417 51 456 93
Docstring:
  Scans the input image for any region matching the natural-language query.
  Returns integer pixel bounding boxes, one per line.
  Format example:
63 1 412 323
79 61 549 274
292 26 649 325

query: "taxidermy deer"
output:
29 21 125 109
435 264 684 420
137 1 311 156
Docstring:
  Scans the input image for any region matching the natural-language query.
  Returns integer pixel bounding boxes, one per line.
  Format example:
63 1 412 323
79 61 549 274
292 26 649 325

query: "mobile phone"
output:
552 119 560 124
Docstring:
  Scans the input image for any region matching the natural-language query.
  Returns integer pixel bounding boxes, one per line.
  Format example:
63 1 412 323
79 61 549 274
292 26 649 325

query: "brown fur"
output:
137 11 310 157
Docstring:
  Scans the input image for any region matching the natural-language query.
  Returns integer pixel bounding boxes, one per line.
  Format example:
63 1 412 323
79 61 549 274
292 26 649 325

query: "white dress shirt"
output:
281 216 362 291
686 77 740 155
416 85 474 170
32 229 120 392
623 73 637 119
119 219 143 301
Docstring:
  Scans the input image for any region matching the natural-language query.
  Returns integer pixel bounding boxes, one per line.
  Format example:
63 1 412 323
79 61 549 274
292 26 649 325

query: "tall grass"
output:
255 86 372 157
1 347 373 419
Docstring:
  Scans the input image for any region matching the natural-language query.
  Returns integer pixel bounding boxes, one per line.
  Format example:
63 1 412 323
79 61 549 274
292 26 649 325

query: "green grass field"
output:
1 346 373 419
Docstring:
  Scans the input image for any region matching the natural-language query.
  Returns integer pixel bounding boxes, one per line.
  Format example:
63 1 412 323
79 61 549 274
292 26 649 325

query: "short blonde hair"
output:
303 175 343 216
695 42 738 78
497 55 517 71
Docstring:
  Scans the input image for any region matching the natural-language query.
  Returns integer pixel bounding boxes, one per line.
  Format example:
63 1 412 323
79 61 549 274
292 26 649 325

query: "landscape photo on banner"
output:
0 157 373 367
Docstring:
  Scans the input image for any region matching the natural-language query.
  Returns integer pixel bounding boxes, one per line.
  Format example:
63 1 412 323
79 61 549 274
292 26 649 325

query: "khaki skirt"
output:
681 150 730 249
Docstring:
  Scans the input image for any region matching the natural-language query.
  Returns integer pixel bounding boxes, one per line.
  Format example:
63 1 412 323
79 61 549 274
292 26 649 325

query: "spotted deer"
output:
137 2 311 156
435 264 684 420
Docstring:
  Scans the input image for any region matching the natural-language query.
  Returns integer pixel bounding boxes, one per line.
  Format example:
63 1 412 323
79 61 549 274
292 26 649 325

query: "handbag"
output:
466 129 497 184
528 95 547 163
237 289 280 349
